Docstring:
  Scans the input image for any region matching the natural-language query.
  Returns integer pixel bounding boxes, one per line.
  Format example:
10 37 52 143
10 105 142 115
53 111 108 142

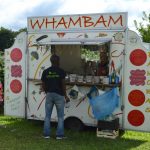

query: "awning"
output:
35 38 112 45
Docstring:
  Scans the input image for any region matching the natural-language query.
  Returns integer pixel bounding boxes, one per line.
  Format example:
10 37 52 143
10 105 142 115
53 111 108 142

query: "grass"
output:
0 115 150 150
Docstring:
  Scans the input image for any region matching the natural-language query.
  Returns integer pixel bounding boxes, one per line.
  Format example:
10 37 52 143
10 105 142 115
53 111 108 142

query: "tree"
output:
14 27 27 37
134 11 150 43
0 51 4 84
0 27 27 52
0 27 16 51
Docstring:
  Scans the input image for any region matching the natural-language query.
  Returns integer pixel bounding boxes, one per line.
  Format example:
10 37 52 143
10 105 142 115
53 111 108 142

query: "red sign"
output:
10 80 22 94
128 90 145 106
130 70 146 86
28 13 127 32
11 65 22 77
10 48 22 62
130 49 147 66
128 110 144 126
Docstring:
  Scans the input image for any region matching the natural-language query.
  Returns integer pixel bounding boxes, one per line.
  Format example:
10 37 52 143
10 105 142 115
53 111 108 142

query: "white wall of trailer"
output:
4 32 27 117
26 30 125 127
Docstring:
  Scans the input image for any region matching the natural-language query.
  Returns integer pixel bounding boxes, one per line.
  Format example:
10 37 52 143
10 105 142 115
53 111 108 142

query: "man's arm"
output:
41 81 47 93
62 79 70 102
41 70 47 93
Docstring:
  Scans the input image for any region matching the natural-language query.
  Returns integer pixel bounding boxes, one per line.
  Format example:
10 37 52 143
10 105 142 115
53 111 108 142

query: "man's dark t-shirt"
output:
41 66 66 96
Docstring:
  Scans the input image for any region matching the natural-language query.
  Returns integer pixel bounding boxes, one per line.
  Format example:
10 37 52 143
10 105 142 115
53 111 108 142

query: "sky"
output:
0 0 149 33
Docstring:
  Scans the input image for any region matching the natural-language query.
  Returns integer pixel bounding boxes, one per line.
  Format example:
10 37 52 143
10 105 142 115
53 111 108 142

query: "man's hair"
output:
50 54 60 64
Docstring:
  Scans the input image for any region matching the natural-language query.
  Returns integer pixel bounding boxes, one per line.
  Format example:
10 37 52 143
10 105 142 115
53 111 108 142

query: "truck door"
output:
123 30 150 132
4 32 27 118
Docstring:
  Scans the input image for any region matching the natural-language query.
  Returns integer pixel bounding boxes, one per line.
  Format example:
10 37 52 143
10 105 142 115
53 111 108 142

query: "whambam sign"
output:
27 12 128 32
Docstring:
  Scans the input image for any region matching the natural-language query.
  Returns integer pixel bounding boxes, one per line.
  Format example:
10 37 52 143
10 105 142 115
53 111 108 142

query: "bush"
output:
0 51 4 85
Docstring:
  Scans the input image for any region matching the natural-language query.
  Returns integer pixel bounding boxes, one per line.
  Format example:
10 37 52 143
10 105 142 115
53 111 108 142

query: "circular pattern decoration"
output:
128 90 145 106
128 110 144 126
10 79 22 94
10 48 22 62
129 49 147 66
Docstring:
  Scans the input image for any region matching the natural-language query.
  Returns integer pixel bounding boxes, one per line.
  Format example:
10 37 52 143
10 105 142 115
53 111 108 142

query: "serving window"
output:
54 43 110 75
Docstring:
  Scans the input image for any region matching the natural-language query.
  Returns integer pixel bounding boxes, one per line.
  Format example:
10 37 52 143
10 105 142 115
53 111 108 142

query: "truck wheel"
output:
65 117 84 131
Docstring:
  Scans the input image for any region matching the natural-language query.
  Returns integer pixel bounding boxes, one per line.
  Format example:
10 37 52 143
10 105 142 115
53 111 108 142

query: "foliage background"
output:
134 11 150 43
0 51 4 85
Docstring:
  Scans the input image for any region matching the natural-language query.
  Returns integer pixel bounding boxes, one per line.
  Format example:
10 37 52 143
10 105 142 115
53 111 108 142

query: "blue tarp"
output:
89 87 119 120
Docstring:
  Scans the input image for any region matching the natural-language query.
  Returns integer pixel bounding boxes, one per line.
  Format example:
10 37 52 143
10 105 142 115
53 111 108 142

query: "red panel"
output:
128 110 144 126
130 49 147 66
10 79 22 94
10 48 22 62
128 90 145 106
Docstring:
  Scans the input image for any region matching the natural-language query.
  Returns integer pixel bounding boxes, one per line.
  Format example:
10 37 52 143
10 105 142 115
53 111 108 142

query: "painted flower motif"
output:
11 65 22 77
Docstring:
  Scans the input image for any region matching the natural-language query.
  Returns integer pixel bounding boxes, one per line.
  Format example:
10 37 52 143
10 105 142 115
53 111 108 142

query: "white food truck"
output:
4 12 150 133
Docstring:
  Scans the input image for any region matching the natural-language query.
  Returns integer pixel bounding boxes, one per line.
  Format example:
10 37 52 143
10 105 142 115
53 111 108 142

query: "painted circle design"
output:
10 48 22 62
128 110 144 126
10 79 22 94
128 90 145 106
129 49 147 66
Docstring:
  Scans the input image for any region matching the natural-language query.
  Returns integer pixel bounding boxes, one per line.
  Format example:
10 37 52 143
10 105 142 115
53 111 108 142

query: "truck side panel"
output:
123 30 150 131
4 32 26 118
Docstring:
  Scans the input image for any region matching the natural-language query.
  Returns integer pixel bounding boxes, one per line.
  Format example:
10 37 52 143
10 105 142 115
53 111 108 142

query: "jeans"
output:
43 92 65 137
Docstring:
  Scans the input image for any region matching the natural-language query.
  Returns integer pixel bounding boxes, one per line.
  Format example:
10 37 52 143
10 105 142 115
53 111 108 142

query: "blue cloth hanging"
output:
87 86 99 99
89 87 119 120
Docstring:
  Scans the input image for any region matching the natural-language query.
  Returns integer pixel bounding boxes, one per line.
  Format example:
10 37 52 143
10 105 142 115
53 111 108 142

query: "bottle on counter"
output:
111 71 116 84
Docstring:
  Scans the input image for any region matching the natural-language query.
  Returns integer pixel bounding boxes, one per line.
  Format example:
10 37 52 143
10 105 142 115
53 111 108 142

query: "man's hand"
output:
65 96 70 108
65 96 70 103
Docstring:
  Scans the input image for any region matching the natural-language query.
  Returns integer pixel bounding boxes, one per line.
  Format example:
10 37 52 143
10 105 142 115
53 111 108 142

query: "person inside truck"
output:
41 49 70 140
97 45 109 76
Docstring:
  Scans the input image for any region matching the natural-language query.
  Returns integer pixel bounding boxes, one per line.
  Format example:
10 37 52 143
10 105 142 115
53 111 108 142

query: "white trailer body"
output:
4 12 150 132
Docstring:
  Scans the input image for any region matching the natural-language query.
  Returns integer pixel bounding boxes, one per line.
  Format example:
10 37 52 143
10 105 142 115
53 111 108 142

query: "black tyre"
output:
65 117 84 131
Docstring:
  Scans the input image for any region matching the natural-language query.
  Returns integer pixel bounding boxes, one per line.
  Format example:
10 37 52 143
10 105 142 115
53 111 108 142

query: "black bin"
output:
97 118 119 130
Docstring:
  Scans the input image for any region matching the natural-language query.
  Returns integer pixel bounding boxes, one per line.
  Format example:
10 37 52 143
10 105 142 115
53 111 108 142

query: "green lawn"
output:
0 115 150 150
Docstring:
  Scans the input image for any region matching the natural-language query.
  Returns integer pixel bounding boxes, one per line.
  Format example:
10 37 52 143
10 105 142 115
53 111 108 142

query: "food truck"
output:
4 12 150 135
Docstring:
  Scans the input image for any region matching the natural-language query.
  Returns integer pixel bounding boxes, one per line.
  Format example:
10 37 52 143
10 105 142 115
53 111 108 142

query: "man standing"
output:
97 46 109 76
41 53 69 139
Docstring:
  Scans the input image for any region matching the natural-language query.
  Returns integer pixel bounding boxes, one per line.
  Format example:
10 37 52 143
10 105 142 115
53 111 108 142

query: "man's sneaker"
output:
56 136 67 140
44 136 50 139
